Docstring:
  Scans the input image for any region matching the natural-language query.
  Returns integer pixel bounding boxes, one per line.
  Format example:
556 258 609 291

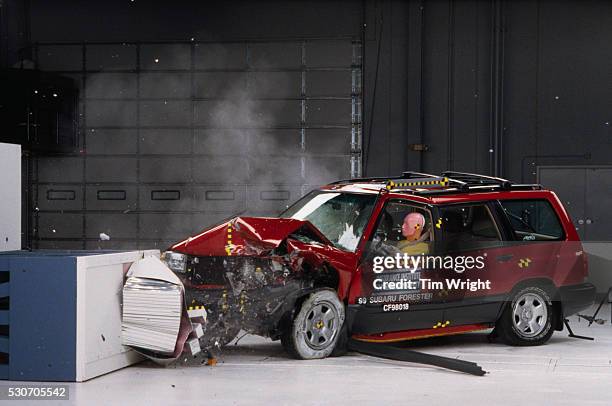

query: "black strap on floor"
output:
582 286 611 326
564 318 594 340
348 339 487 376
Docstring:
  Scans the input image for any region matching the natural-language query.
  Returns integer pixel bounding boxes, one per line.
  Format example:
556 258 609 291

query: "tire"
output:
330 319 349 357
495 286 556 346
281 289 345 359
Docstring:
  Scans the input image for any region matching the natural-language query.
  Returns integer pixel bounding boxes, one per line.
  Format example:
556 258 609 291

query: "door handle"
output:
496 254 514 263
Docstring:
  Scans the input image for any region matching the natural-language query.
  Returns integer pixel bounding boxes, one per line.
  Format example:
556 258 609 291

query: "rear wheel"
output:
495 286 555 346
282 289 345 359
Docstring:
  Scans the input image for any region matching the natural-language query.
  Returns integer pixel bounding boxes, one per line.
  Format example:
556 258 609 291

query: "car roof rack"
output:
417 183 542 196
329 170 542 195
328 176 390 185
385 176 450 190
329 171 467 188
441 171 513 189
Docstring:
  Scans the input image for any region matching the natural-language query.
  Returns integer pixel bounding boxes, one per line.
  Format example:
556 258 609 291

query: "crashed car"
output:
160 171 596 359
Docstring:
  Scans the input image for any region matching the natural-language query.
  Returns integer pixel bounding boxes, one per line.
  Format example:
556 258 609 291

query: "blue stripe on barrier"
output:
0 365 7 380
0 282 7 298
0 311 7 324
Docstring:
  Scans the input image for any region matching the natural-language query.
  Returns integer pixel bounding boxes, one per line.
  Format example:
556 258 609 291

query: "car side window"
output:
437 204 502 250
499 199 564 241
369 200 433 255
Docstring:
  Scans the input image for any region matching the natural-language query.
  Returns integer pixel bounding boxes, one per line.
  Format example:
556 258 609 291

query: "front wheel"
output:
281 289 345 359
495 286 555 346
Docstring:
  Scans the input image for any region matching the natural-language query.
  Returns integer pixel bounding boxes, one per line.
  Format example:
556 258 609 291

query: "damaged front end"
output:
160 216 346 352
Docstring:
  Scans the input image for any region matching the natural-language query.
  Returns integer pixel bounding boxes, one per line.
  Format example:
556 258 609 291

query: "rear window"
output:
436 204 502 251
439 204 501 241
499 199 564 241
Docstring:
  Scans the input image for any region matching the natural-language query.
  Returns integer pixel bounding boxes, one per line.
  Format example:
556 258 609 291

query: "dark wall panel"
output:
30 37 361 249
363 0 611 183
422 0 452 174
364 0 493 177
504 0 612 183
17 0 612 249
451 1 485 172
503 1 539 182
29 0 363 42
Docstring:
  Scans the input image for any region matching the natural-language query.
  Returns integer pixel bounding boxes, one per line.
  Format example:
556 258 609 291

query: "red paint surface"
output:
167 183 588 339
170 216 357 299
352 323 492 342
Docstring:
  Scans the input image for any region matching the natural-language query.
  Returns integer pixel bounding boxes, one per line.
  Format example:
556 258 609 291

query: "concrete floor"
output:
16 307 612 405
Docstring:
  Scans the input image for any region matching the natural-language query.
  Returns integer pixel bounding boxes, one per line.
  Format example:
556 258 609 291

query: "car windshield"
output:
280 191 377 252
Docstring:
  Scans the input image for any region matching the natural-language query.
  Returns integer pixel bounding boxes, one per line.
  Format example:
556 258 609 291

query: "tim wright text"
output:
373 278 492 292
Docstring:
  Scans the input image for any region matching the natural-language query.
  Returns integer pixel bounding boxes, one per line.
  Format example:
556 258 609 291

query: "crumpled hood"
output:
169 216 332 256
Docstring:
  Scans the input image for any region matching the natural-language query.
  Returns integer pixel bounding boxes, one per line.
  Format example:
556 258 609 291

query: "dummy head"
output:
402 212 426 241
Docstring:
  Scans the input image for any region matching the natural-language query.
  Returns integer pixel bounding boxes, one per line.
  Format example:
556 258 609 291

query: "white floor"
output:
16 307 612 405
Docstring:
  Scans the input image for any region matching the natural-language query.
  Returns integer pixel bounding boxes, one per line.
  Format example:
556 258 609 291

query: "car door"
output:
433 202 512 326
351 198 445 335
496 198 566 284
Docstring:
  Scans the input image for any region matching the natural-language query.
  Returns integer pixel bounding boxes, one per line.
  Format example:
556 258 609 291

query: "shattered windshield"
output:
281 191 377 252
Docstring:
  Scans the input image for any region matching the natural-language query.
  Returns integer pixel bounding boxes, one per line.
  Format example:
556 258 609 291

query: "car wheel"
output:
330 319 349 357
282 289 345 359
496 286 555 346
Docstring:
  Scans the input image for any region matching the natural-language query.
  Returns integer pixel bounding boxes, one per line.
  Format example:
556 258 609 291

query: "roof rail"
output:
328 176 390 185
441 171 512 189
331 172 442 185
327 171 542 194
401 171 439 179
415 183 542 196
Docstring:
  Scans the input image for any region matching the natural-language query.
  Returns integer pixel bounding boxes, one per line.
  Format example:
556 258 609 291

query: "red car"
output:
161 172 596 359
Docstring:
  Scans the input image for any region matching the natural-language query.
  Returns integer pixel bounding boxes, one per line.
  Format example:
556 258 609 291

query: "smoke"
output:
202 68 342 197
50 43 348 249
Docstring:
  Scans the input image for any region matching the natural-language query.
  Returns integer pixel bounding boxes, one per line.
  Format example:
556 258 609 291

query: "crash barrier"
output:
0 250 157 381
120 256 208 364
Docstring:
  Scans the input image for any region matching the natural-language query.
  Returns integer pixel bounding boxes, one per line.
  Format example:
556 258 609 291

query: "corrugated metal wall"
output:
20 0 612 249
31 40 362 249
363 0 612 182
362 0 494 177
503 1 612 183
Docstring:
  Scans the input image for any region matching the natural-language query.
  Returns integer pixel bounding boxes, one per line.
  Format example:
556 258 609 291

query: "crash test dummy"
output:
396 212 430 255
